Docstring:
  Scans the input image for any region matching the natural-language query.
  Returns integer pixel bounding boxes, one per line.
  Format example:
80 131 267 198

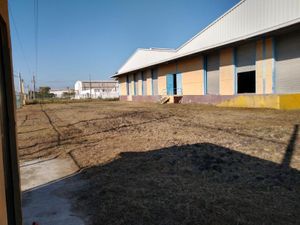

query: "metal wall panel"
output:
126 75 129 95
137 73 143 95
166 74 174 95
117 0 300 76
134 73 139 95
178 0 300 56
142 72 147 95
207 53 220 95
276 30 300 94
128 74 134 95
236 42 256 73
152 69 158 95
176 73 182 95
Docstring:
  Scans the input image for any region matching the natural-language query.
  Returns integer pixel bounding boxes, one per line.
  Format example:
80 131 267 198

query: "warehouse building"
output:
50 88 74 98
112 0 300 109
74 80 119 99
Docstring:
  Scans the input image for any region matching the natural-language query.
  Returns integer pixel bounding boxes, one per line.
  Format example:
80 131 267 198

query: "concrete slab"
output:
20 156 79 191
22 174 86 225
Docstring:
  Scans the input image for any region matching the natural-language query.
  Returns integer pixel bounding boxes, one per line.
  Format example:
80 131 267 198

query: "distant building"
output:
74 80 119 99
50 88 73 98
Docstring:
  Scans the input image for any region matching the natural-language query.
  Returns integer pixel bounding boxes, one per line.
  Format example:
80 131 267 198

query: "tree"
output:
36 86 54 99
62 90 75 99
39 86 50 95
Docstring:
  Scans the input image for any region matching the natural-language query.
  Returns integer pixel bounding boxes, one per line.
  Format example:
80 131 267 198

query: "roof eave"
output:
112 18 300 79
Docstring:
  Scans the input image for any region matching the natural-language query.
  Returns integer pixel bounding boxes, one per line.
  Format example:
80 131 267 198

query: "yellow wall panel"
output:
220 48 234 95
256 39 264 94
178 56 203 95
118 76 127 96
137 74 142 95
256 38 274 94
146 70 152 96
158 63 176 95
129 74 135 95
265 38 274 94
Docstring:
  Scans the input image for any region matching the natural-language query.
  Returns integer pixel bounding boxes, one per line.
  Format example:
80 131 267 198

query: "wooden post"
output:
0 0 23 224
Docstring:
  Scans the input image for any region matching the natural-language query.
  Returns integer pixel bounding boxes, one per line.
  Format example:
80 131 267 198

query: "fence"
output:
15 93 21 109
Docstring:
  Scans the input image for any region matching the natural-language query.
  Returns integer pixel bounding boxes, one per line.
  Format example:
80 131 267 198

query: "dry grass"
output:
17 101 300 225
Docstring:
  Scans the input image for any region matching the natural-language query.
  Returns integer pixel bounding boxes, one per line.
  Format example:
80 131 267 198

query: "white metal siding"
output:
128 74 134 95
142 72 147 95
135 73 141 95
207 53 220 95
236 42 256 73
116 0 300 76
152 69 158 95
178 0 300 55
276 30 300 94
118 49 176 74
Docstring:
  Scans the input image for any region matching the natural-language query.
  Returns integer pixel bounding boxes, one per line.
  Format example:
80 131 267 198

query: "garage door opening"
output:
237 71 256 94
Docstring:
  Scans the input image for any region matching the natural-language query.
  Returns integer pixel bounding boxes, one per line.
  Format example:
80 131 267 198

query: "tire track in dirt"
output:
18 127 49 135
57 111 151 128
20 108 289 163
19 105 175 166
19 115 173 154
20 114 28 126
40 104 62 145
176 117 290 146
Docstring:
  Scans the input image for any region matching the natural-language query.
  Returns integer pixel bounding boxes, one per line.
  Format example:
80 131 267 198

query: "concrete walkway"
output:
21 156 84 225
20 156 79 191
22 173 85 225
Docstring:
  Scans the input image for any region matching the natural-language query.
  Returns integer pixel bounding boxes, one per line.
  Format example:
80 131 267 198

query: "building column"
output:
129 74 134 95
219 47 235 95
146 70 152 96
256 37 275 94
203 56 207 95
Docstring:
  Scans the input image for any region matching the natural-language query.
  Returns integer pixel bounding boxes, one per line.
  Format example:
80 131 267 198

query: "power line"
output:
38 80 77 83
89 74 92 98
8 4 32 76
34 0 39 85
32 74 36 99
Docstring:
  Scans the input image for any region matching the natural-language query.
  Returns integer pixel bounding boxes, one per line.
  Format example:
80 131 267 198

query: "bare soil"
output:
17 101 300 225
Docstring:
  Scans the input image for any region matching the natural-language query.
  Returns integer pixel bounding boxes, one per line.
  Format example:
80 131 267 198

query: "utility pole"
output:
21 79 25 105
18 73 24 106
32 74 36 99
27 85 31 99
89 74 92 99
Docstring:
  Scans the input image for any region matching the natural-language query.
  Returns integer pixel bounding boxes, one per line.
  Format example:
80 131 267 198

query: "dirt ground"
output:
17 101 300 225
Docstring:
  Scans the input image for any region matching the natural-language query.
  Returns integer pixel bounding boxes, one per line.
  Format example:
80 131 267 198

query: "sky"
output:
9 0 240 89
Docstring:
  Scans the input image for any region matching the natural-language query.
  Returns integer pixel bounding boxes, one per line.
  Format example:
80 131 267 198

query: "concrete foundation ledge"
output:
120 94 300 110
279 94 300 110
179 95 236 104
120 95 161 102
132 95 161 102
119 96 129 101
218 94 300 110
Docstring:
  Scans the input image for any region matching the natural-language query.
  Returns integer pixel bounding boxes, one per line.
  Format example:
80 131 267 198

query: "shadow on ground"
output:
23 140 300 225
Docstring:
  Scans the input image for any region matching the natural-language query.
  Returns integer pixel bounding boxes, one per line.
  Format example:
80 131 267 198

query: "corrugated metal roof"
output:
117 48 176 74
79 80 118 83
113 0 300 77
75 80 118 89
80 81 118 89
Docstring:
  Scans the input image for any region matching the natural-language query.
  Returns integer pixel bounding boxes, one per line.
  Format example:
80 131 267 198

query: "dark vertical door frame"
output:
0 15 22 225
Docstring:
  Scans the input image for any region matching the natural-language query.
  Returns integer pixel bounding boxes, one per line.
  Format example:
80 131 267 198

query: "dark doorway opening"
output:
173 74 177 95
237 71 256 94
